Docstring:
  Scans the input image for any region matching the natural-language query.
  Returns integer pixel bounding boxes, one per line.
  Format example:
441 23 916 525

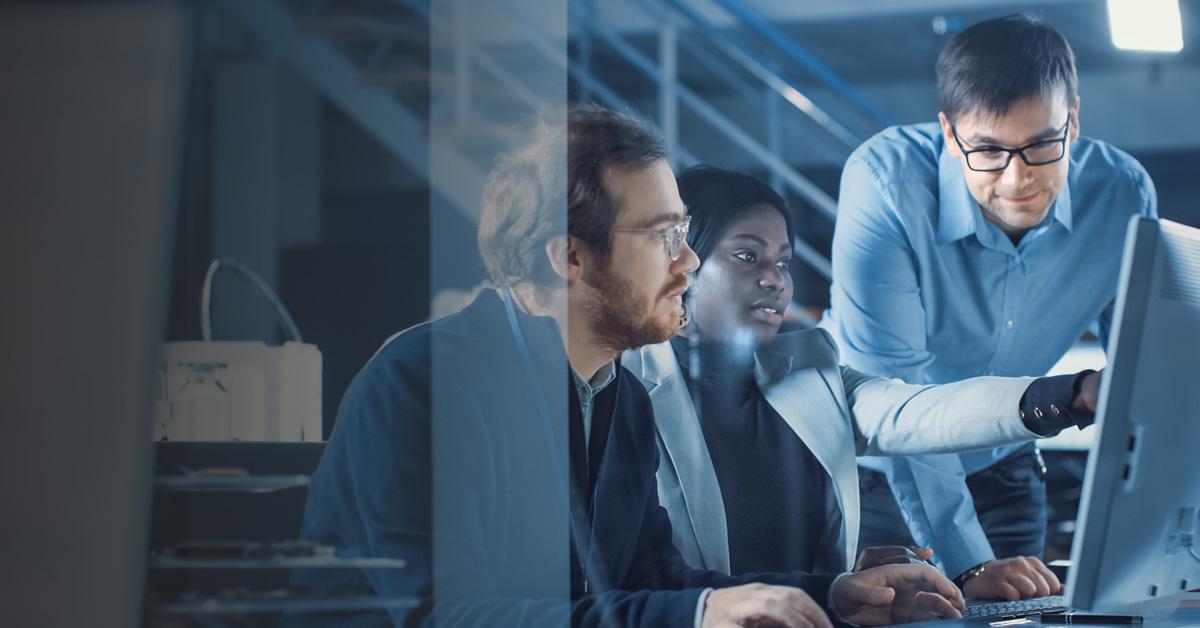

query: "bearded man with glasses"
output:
290 104 967 628
820 15 1157 603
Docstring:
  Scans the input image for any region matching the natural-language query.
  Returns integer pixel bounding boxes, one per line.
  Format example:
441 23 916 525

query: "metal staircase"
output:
216 0 893 315
215 0 489 221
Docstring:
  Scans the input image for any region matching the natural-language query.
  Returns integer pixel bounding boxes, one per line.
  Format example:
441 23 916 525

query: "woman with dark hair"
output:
622 165 1093 593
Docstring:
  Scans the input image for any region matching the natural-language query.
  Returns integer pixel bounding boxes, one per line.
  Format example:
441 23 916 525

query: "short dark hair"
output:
477 104 667 287
676 165 794 266
567 103 667 260
937 14 1077 122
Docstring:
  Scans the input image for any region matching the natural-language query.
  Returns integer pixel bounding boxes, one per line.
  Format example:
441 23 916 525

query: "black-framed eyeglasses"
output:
612 214 691 261
951 115 1071 172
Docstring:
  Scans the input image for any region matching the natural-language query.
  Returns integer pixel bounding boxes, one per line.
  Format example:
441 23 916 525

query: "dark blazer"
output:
289 289 833 628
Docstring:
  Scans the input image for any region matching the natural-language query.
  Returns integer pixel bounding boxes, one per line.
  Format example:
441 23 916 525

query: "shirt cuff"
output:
827 572 856 626
940 540 998 590
1019 370 1096 436
694 587 712 628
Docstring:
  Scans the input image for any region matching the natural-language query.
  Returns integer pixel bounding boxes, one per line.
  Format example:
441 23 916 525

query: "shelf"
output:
150 556 406 570
153 595 421 616
155 473 309 493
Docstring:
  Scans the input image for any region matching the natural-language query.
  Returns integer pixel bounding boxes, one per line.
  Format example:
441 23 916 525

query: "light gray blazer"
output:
622 328 1039 574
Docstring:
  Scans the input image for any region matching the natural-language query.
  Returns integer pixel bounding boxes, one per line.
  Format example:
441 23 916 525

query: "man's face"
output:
689 203 793 346
580 159 700 354
940 92 1080 240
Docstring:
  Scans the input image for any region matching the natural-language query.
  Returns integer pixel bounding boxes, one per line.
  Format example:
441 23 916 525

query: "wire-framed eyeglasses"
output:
612 214 691 261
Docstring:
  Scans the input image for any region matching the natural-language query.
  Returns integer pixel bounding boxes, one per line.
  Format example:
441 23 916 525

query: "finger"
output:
724 597 782 624
861 546 910 561
733 595 806 628
773 592 824 628
1025 568 1052 597
910 546 935 561
871 555 924 567
909 564 963 606
852 583 897 607
766 590 829 628
933 571 962 601
1031 559 1063 593
936 576 966 609
1009 573 1038 598
914 591 963 620
795 599 834 628
752 608 811 628
773 588 829 628
998 582 1023 601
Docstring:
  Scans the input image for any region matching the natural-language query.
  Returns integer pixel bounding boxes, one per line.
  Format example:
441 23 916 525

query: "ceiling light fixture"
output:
1108 0 1184 52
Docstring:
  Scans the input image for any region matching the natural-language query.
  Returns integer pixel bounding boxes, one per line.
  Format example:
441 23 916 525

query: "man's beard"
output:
582 262 685 355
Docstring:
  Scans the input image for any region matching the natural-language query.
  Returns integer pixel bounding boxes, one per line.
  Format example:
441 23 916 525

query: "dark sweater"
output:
671 336 829 574
289 290 836 628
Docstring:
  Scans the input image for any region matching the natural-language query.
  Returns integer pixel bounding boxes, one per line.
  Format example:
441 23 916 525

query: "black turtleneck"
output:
670 335 828 575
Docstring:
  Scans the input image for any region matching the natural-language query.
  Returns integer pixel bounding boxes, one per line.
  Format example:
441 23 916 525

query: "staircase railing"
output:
704 0 894 131
217 0 487 221
244 0 898 296
562 0 839 281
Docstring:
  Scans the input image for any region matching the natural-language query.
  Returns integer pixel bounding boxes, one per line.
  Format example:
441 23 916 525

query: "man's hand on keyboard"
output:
961 556 1063 601
833 563 964 625
853 546 935 572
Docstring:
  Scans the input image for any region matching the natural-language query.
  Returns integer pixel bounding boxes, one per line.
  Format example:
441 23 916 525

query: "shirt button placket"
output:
997 255 1020 365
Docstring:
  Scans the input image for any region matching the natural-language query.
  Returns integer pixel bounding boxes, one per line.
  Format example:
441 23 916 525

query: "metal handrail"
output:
707 0 894 129
568 0 838 220
459 0 835 279
303 0 837 279
652 0 865 150
400 0 866 160
334 0 846 212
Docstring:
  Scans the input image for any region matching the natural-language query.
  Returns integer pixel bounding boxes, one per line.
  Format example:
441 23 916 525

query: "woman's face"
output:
688 203 793 346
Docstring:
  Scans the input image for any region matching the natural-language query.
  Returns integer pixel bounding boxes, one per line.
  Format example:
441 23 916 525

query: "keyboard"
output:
960 595 1068 620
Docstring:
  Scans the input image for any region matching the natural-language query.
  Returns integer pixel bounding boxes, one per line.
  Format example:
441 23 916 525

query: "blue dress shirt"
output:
819 123 1157 578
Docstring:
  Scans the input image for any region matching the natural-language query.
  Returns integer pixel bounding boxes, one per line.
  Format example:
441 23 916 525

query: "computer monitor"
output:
1067 216 1200 612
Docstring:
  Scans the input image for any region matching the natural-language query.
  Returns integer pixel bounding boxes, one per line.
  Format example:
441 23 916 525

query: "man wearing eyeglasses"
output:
291 104 967 628
820 15 1157 602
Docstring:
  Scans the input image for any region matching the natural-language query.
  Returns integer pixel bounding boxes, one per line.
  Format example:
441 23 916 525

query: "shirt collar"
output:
936 146 979 245
571 360 617 399
937 143 1075 247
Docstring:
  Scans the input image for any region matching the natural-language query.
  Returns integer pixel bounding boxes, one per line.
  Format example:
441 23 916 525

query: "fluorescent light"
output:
1108 0 1184 52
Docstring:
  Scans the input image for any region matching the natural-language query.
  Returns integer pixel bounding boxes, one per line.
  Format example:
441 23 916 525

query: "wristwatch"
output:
954 561 990 588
